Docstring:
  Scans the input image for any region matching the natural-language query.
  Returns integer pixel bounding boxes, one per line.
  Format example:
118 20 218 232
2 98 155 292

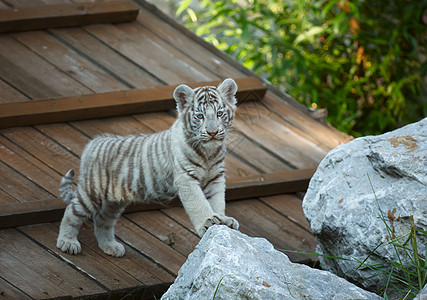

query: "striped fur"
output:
57 78 240 257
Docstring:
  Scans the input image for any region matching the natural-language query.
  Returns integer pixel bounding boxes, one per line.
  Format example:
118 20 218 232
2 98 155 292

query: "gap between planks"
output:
0 1 139 34
0 77 266 129
0 168 315 229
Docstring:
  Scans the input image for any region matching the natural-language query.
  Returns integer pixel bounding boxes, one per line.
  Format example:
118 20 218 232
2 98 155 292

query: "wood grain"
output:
226 199 317 263
0 228 106 299
225 168 316 200
0 1 139 33
20 223 174 287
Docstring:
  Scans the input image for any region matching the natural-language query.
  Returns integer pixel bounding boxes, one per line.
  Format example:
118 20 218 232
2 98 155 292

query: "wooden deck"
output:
0 1 352 299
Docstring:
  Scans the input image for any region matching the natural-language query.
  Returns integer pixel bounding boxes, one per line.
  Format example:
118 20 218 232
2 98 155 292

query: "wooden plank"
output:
0 277 32 300
116 218 187 276
0 161 55 204
225 168 316 201
0 79 28 103
0 136 63 196
0 189 17 205
226 199 317 263
20 222 174 286
0 198 65 227
0 53 60 100
135 6 244 80
1 127 81 176
125 211 200 257
14 30 129 93
20 223 174 288
71 115 154 138
0 228 106 299
84 22 215 84
0 1 139 33
35 123 92 158
234 100 326 168
262 91 353 148
260 194 312 232
0 135 64 190
0 168 315 228
50 26 161 88
0 77 266 129
226 129 294 173
0 36 91 99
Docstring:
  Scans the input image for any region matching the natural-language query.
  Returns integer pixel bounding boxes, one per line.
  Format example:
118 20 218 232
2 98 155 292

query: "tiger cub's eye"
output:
217 111 223 117
196 113 204 119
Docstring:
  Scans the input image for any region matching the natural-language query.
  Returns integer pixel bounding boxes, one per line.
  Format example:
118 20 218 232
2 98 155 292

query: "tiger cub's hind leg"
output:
57 198 90 255
94 202 126 257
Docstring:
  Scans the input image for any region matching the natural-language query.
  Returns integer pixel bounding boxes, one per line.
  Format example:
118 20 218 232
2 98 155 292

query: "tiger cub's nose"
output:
207 131 218 137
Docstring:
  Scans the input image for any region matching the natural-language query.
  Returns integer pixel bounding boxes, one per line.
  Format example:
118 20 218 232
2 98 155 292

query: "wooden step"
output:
0 77 266 128
0 1 139 34
0 168 314 229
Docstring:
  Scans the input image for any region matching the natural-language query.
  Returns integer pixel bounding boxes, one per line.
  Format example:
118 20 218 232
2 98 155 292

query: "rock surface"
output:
303 118 427 296
414 285 427 300
162 225 380 300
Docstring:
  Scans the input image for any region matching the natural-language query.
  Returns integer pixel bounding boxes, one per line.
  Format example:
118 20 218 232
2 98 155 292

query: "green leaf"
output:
293 26 325 45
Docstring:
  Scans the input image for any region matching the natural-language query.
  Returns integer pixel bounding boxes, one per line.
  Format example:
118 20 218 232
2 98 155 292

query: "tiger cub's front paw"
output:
219 215 239 231
197 214 240 237
57 236 81 255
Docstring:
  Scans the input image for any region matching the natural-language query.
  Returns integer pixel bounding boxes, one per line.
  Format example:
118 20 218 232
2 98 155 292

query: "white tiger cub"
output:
57 78 240 257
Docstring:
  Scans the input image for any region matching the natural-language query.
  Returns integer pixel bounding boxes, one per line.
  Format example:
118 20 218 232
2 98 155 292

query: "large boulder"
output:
303 118 427 297
162 225 380 300
414 284 427 300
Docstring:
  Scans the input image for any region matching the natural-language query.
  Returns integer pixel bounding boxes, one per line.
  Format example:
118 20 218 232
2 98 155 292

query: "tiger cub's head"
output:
173 78 238 145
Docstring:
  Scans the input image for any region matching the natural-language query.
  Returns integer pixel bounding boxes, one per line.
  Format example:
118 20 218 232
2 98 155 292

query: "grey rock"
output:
303 118 427 297
414 285 427 300
162 225 380 300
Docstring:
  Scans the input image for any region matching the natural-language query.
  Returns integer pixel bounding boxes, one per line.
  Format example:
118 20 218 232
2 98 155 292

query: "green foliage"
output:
366 175 427 298
174 0 427 136
281 222 426 298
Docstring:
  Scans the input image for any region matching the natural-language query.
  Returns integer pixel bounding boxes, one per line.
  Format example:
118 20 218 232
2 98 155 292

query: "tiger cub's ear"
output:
174 84 195 114
218 78 238 107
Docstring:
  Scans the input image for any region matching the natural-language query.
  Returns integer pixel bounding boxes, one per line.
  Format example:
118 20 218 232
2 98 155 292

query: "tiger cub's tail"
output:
60 169 76 204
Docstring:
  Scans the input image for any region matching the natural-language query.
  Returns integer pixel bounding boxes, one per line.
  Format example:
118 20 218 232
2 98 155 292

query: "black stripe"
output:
209 157 225 171
185 110 192 132
127 136 140 193
157 131 170 193
209 149 226 170
71 203 87 219
138 141 148 199
85 138 105 204
208 145 225 160
202 172 224 190
77 193 92 215
132 135 146 195
184 150 203 169
148 134 159 192
184 133 207 163
187 172 200 182
97 138 110 198
178 160 200 183
95 138 112 202
104 137 121 200
109 138 126 198
114 137 134 200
